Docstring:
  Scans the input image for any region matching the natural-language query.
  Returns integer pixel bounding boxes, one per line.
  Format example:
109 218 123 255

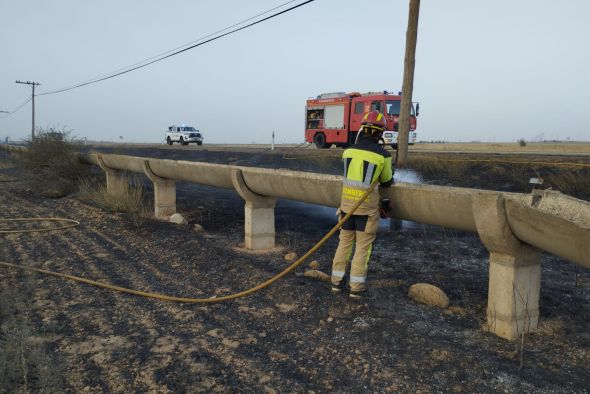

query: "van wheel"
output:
179 137 187 145
166 137 172 145
197 141 202 146
314 133 330 149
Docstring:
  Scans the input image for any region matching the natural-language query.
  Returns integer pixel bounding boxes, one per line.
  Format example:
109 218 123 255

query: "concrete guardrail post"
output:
97 155 128 196
231 169 277 250
142 160 176 219
472 193 542 340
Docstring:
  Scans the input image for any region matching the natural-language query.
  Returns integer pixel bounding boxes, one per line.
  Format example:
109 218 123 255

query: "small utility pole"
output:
0 111 9 144
271 131 275 151
396 0 420 167
16 80 41 140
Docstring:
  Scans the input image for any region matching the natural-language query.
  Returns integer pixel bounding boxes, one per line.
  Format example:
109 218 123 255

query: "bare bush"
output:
17 126 89 196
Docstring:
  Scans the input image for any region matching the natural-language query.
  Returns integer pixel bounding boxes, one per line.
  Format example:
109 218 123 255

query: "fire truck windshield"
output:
386 100 415 116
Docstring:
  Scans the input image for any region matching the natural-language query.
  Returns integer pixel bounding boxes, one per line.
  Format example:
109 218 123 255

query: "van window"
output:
386 100 415 116
386 100 400 115
370 101 383 112
354 102 364 114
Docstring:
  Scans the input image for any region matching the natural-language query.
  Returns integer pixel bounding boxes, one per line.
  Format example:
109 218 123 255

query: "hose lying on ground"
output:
0 182 378 303
0 218 80 233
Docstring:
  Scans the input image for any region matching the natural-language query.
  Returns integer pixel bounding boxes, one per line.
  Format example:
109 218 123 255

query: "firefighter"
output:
331 110 394 298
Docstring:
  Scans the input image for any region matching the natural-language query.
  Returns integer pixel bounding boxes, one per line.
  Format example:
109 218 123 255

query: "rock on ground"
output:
284 252 298 261
169 213 188 225
408 283 450 308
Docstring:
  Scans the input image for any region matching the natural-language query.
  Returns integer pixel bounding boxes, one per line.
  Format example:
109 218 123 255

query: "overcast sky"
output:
1 0 589 144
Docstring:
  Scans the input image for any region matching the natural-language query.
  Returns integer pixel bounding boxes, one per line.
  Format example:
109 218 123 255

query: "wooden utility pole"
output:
16 80 41 140
396 0 420 167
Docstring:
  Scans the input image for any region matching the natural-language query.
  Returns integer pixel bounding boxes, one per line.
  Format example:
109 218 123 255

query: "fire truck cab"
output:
305 91 418 149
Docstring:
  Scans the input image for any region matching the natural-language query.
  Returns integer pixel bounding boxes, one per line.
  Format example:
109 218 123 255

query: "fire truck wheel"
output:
166 137 173 145
314 133 330 149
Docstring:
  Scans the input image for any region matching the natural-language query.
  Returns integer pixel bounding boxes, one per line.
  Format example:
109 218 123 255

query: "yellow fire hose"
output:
0 181 378 303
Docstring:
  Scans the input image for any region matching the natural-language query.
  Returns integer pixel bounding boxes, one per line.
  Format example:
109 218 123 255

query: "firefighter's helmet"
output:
361 110 386 134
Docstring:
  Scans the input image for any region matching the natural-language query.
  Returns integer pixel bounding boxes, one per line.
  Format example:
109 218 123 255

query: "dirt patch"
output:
1 148 589 392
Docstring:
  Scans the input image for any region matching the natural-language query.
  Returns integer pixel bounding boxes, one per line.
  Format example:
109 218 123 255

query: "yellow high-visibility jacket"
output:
340 136 393 216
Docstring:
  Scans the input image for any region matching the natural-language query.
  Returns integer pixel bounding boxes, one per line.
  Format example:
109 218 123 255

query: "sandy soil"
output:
0 148 589 393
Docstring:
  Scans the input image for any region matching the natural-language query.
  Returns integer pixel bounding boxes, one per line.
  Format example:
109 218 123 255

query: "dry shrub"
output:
545 170 590 198
17 127 89 196
488 166 507 177
79 176 149 228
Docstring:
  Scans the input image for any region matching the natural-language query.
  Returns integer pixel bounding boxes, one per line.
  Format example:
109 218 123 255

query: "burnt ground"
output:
1 146 589 393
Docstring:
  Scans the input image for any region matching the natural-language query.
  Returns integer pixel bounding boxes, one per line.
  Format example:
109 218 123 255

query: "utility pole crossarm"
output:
15 80 41 86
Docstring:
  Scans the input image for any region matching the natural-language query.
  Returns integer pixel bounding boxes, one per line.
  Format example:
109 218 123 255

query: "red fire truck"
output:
304 91 419 149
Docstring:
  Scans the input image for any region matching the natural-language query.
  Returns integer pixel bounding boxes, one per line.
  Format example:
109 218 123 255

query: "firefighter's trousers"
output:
331 212 379 292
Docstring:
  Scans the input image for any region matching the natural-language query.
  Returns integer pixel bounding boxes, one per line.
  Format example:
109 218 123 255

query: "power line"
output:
38 0 315 96
47 0 301 92
0 96 32 119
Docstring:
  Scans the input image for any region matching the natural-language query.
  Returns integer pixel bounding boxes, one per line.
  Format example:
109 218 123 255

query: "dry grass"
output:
408 155 590 200
409 142 590 154
78 176 149 228
0 273 64 392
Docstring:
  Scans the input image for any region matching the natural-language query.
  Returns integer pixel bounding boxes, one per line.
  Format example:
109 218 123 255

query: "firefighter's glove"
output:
379 198 392 219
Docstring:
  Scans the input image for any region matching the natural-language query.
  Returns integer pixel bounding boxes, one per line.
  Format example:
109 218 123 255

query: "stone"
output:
275 303 296 313
40 188 68 198
206 328 224 338
221 338 240 349
303 269 331 282
193 223 205 232
408 283 450 308
284 252 298 261
169 213 188 225
308 260 320 269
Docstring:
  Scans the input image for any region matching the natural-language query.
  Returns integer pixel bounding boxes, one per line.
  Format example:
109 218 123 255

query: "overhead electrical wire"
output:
37 0 315 96
0 96 32 119
43 0 301 92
